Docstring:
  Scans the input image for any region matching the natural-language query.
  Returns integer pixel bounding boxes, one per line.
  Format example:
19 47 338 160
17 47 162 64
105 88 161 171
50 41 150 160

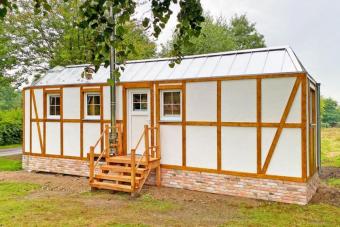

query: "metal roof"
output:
32 46 306 86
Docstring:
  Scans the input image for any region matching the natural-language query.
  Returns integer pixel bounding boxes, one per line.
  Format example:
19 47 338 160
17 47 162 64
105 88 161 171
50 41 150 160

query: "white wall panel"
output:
32 89 43 118
45 122 60 155
63 87 80 119
103 85 123 120
286 85 301 123
221 127 257 173
261 128 277 167
32 122 43 154
24 90 30 153
186 82 217 121
267 128 301 177
262 77 296 122
186 126 217 169
63 123 81 157
160 125 182 166
221 79 256 122
83 123 101 154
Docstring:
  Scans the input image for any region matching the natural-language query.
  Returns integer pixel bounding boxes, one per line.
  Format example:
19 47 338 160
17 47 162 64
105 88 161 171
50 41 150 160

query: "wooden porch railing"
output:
130 125 160 190
89 123 123 183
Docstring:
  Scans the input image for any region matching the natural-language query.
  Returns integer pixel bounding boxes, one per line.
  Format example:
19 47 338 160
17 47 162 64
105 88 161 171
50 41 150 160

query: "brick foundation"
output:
22 155 319 205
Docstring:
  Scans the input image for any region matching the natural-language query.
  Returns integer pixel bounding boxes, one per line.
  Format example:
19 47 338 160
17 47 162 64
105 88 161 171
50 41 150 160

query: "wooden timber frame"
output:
22 72 318 183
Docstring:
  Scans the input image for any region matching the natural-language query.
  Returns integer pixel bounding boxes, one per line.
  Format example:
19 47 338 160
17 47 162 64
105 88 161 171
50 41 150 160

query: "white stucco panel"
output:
221 127 257 173
63 123 81 157
286 85 301 123
32 122 43 154
83 123 101 154
186 126 217 169
186 82 217 121
266 128 302 177
32 89 43 119
261 127 277 167
262 77 296 123
45 122 61 155
63 87 80 119
221 79 257 122
160 125 182 166
103 85 122 120
24 90 30 153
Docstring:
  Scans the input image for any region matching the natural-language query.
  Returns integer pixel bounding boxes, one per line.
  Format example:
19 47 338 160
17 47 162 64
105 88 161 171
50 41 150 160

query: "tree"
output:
321 97 340 127
2 0 157 85
161 14 265 56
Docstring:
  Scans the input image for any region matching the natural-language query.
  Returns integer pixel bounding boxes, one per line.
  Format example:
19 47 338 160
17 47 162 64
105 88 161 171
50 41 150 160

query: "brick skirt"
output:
22 155 319 205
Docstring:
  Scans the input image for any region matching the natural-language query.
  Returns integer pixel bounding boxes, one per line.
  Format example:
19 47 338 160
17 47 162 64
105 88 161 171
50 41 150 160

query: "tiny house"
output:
22 46 320 204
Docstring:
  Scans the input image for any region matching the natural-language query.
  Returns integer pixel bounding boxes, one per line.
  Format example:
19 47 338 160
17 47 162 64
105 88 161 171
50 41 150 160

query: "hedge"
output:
0 109 22 146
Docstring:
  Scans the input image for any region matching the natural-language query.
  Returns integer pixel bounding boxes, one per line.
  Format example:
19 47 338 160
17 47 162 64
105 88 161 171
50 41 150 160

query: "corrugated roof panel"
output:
229 53 252 75
183 57 207 78
211 54 235 77
168 58 193 79
246 51 268 74
31 46 307 86
263 50 286 73
281 50 297 72
197 56 221 78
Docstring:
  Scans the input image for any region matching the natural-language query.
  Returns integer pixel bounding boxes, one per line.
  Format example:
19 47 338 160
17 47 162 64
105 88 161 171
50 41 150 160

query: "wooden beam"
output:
60 87 64 156
122 85 127 154
217 81 221 171
80 86 84 158
261 78 301 174
43 88 47 156
257 78 262 173
182 82 186 167
30 89 32 154
100 86 104 153
301 75 307 179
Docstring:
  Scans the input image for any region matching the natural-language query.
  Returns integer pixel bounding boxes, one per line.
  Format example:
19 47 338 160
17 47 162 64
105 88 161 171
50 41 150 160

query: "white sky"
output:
154 0 340 102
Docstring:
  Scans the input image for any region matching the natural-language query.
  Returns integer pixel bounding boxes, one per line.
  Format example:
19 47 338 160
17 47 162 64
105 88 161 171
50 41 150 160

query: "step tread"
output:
95 174 142 182
90 181 133 192
100 165 147 174
106 156 160 164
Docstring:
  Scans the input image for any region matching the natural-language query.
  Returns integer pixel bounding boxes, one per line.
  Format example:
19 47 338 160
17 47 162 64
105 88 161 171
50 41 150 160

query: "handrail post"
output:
144 125 150 164
118 123 123 155
89 146 95 183
105 125 110 159
156 126 161 159
131 149 136 191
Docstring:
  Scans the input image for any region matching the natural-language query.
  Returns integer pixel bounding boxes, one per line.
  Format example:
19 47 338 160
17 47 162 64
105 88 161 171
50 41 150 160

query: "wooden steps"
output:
100 165 147 174
106 156 160 165
95 173 142 182
90 181 133 192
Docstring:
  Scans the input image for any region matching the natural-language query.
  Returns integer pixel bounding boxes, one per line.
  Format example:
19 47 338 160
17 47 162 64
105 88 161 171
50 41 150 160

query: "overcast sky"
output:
154 0 340 102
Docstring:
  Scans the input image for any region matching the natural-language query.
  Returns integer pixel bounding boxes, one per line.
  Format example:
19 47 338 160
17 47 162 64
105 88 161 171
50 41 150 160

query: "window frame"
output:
130 91 149 115
160 89 182 122
47 94 61 119
84 92 101 120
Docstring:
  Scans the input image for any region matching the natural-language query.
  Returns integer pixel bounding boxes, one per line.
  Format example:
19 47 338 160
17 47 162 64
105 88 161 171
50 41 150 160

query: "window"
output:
86 93 101 118
48 95 60 117
161 90 181 121
132 93 148 112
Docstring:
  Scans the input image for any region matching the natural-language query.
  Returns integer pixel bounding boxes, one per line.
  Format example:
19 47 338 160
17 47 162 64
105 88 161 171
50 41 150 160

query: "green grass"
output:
0 144 21 149
326 178 340 188
321 128 340 167
224 203 340 227
0 156 22 171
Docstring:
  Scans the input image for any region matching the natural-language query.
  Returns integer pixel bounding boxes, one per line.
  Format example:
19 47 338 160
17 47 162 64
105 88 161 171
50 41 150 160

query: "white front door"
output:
127 89 150 155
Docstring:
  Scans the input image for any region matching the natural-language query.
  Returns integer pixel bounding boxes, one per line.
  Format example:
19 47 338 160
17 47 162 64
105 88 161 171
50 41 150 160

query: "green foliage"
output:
321 128 340 167
326 178 340 188
321 97 340 127
0 156 22 171
0 76 21 111
0 109 22 146
161 14 265 56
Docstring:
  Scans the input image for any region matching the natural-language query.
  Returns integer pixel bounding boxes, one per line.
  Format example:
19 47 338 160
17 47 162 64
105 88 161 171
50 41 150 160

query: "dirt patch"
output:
311 183 340 206
0 171 90 193
320 166 340 179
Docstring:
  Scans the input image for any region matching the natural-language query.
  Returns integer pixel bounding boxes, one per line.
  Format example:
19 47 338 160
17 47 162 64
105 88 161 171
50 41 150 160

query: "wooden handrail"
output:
131 149 136 190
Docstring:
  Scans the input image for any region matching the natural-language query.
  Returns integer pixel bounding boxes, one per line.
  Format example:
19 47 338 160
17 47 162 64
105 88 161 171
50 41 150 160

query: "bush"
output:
0 109 22 146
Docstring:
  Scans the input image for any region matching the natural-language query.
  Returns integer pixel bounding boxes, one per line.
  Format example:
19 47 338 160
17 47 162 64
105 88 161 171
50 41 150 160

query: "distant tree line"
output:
321 97 340 128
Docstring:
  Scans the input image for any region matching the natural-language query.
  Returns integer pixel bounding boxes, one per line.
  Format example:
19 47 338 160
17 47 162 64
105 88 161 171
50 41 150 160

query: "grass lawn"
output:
0 180 338 227
0 155 22 171
321 128 340 167
0 144 21 149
